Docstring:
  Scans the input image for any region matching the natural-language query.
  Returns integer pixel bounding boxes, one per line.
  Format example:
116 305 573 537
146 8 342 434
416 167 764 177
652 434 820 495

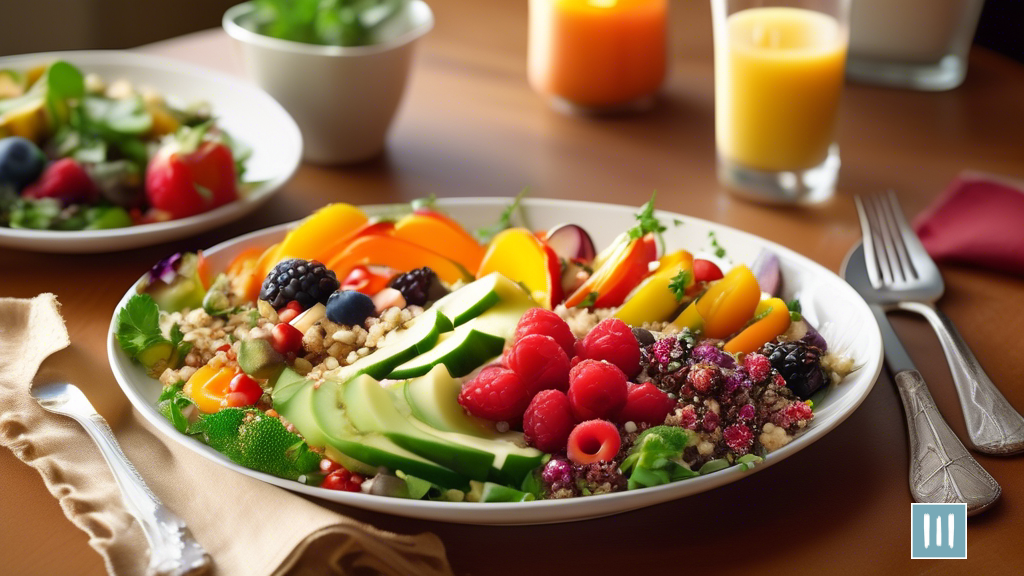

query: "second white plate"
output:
0 50 302 253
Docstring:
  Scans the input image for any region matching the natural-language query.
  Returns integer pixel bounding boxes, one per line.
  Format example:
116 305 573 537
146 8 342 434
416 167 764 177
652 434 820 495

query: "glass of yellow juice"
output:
712 0 850 204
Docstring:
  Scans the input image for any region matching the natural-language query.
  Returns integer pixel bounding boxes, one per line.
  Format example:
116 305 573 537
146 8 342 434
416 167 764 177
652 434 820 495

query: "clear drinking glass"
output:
847 0 984 91
712 0 850 205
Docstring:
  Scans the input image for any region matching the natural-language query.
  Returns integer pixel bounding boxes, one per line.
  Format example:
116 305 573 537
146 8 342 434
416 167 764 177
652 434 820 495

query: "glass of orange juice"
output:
712 0 850 204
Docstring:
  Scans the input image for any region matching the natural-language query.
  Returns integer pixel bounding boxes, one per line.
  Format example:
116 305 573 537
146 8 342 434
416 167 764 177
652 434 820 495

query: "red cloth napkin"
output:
913 172 1024 276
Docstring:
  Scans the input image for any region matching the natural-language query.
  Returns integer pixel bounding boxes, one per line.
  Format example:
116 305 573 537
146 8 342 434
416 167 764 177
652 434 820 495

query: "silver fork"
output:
855 191 1024 455
31 382 211 576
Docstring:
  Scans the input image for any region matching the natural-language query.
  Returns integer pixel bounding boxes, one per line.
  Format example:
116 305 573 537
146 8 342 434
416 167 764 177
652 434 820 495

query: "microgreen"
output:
475 188 528 243
628 192 667 253
251 0 409 47
575 292 599 309
410 193 438 212
787 299 803 322
668 269 693 303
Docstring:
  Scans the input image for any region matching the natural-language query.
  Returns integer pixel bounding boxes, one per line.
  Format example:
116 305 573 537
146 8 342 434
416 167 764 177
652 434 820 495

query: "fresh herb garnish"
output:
115 294 191 374
115 294 167 357
708 231 727 258
628 192 667 252
475 188 528 243
787 299 803 322
668 269 693 302
251 0 410 47
575 292 599 308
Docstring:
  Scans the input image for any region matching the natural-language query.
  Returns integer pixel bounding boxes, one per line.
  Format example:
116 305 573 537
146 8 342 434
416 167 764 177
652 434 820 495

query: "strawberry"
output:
21 158 98 204
145 124 238 219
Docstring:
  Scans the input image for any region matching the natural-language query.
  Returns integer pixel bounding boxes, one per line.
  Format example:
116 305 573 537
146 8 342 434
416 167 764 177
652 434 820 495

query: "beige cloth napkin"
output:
0 294 454 576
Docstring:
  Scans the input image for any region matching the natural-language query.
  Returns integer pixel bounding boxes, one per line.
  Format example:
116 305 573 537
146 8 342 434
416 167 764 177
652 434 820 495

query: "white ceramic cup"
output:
223 1 434 165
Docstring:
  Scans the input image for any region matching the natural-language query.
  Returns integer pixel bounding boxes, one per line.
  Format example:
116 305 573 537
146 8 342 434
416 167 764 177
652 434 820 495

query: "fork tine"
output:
875 192 917 281
866 194 902 285
884 190 935 275
854 195 884 290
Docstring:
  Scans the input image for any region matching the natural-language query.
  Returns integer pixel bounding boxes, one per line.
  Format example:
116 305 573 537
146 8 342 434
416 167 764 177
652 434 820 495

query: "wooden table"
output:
4 1 1023 574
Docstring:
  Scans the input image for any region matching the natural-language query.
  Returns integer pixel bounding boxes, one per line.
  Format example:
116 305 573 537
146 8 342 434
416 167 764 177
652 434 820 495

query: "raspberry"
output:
723 423 754 454
566 420 621 465
523 390 576 453
616 383 676 426
506 334 571 395
772 401 814 430
21 158 98 204
678 405 699 429
458 367 530 421
580 318 641 378
702 410 720 432
515 308 577 358
745 353 771 382
567 360 628 421
738 403 756 420
687 364 720 395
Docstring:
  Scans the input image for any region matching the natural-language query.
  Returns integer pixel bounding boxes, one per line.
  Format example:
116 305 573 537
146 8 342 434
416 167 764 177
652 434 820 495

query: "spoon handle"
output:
899 301 1024 455
64 409 211 576
893 369 1001 515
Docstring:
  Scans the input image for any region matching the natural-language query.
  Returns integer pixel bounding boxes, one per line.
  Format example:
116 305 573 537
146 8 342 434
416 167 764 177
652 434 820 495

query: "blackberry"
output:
259 259 339 310
389 267 447 307
639 334 692 394
760 341 826 399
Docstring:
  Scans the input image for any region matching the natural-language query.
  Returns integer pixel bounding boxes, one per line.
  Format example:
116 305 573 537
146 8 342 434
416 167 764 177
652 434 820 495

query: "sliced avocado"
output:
406 419 544 486
402 364 498 437
136 341 173 371
389 330 504 379
238 339 285 381
273 380 328 449
312 378 467 488
269 367 309 408
342 374 495 481
427 272 527 326
324 444 378 477
466 481 535 503
337 308 453 381
388 296 532 379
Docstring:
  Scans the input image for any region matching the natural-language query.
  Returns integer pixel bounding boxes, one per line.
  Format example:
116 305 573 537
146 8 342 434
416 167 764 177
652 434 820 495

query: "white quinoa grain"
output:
624 421 638 433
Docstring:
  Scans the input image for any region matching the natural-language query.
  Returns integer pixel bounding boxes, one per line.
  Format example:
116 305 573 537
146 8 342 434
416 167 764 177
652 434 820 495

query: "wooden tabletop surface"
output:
3 1 1023 574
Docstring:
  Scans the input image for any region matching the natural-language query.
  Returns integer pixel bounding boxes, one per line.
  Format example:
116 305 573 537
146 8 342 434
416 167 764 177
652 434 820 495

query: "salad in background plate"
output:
0 60 251 231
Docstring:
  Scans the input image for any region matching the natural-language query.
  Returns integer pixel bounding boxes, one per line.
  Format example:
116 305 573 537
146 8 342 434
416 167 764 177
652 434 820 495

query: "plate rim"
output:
107 197 883 525
0 49 302 252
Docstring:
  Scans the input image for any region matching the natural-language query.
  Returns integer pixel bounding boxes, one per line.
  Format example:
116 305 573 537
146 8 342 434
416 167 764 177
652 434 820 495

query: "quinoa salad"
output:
115 195 856 502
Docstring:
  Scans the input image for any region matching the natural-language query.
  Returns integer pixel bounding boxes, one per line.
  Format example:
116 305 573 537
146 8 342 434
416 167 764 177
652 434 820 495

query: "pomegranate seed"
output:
224 372 263 407
271 323 303 355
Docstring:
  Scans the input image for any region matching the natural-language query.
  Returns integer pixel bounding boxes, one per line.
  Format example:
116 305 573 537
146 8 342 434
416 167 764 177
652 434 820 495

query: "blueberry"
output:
326 290 376 327
0 137 46 190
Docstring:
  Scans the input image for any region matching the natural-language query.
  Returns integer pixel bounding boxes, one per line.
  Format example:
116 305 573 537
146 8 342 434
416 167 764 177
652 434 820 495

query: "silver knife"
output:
843 243 1000 515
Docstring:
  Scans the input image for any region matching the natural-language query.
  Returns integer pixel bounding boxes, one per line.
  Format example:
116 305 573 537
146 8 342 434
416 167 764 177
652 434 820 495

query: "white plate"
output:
0 50 302 253
107 198 883 525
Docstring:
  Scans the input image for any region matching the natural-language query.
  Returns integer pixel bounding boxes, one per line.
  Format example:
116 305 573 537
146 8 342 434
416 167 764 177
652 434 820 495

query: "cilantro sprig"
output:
668 269 693 302
575 292 599 309
786 299 803 322
628 192 667 252
116 294 191 375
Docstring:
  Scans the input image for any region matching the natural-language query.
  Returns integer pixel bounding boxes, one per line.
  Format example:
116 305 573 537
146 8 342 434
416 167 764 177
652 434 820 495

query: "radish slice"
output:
751 250 782 296
545 224 597 263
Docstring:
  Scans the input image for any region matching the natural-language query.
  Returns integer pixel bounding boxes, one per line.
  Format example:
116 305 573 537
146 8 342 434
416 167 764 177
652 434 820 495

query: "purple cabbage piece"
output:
801 321 828 352
690 343 736 369
147 252 184 285
751 250 781 296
